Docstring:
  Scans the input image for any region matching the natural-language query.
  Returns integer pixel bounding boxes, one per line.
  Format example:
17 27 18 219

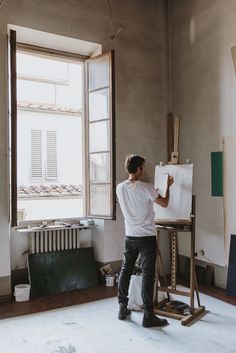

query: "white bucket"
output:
14 284 31 302
105 275 115 287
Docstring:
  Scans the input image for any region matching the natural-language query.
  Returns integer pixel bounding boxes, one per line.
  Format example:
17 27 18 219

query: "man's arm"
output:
154 175 174 208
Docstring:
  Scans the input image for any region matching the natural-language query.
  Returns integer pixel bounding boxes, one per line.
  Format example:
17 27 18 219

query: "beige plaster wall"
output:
170 0 236 287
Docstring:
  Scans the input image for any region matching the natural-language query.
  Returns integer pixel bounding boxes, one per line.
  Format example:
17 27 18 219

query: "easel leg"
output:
190 198 196 313
171 231 177 290
154 230 160 306
155 230 170 304
194 268 201 307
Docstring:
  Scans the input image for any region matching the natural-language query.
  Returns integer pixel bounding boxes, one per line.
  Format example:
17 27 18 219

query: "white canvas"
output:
223 134 236 262
154 164 193 221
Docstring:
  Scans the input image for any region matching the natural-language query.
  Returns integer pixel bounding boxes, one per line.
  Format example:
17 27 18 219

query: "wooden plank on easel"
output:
170 116 180 164
154 308 184 320
158 287 190 297
181 306 205 326
167 112 174 162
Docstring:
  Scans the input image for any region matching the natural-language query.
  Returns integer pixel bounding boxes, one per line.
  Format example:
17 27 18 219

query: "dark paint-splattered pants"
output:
118 236 157 312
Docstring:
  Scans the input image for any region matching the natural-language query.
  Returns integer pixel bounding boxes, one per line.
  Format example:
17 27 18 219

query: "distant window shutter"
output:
46 130 58 180
31 129 42 179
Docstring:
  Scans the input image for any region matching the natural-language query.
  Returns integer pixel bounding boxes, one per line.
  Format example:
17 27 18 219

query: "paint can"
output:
105 275 115 287
14 284 31 302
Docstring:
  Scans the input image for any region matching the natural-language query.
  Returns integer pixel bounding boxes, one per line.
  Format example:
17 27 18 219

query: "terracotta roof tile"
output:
18 184 82 199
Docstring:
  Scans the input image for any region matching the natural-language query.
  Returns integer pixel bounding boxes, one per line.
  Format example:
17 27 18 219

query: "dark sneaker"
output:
118 303 131 320
142 311 168 328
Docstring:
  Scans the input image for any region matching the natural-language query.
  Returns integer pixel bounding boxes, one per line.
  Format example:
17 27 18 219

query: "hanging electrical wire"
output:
0 0 6 8
107 0 112 38
102 0 123 44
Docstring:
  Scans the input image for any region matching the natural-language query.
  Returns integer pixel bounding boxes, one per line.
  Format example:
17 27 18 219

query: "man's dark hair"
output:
125 154 146 174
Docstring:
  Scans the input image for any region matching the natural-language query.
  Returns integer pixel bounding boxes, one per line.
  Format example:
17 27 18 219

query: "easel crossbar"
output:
158 287 190 297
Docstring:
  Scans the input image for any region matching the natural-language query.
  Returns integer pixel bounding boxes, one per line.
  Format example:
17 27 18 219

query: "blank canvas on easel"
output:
154 164 193 221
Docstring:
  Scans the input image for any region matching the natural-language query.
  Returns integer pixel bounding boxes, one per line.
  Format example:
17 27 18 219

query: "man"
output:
116 154 174 328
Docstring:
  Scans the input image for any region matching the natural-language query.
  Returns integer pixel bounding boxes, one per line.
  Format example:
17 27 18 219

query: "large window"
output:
9 30 115 226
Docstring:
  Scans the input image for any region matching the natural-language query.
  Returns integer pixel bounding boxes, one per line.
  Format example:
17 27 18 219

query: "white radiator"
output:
30 227 81 254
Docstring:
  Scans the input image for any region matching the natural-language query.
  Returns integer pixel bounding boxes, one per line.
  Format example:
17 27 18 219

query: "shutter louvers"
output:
46 130 58 180
31 129 43 179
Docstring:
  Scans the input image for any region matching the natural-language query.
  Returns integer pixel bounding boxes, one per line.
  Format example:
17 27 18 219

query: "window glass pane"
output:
89 120 110 152
16 51 84 222
56 64 82 109
88 56 109 91
89 88 109 121
17 52 69 83
90 153 110 183
17 80 55 104
90 184 111 215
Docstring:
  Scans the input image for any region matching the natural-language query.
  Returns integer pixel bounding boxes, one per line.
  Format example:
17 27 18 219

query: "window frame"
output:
9 30 116 227
85 51 116 220
9 29 17 227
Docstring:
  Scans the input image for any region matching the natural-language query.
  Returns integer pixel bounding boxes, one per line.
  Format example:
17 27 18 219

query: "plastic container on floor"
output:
14 284 31 302
105 275 115 287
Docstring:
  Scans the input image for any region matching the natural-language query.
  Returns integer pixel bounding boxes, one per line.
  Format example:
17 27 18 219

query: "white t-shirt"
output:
116 180 159 237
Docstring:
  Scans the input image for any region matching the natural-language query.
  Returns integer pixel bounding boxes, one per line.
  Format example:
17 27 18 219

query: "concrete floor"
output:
1 291 236 353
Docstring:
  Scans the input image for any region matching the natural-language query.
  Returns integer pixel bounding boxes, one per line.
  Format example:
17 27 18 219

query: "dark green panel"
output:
211 152 223 197
28 248 98 297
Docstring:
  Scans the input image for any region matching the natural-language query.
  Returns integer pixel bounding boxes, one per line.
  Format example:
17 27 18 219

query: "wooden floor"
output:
197 283 236 306
177 275 236 306
0 282 235 321
0 285 117 320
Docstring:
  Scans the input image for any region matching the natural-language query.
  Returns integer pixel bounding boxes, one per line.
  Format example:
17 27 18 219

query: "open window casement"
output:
85 51 116 219
9 29 17 227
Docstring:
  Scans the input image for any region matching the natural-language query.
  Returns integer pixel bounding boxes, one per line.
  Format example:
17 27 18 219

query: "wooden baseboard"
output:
0 276 11 297
0 295 12 303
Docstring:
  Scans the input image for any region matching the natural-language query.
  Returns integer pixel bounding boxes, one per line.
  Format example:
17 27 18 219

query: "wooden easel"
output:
154 196 205 326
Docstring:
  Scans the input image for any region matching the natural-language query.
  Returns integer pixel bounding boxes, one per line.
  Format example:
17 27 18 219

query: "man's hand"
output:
167 175 174 187
155 175 174 208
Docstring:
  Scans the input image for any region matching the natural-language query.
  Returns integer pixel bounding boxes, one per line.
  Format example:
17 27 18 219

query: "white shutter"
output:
31 129 43 179
46 130 58 180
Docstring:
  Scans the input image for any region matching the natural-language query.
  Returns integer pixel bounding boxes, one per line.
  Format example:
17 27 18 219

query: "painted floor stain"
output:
53 344 76 353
